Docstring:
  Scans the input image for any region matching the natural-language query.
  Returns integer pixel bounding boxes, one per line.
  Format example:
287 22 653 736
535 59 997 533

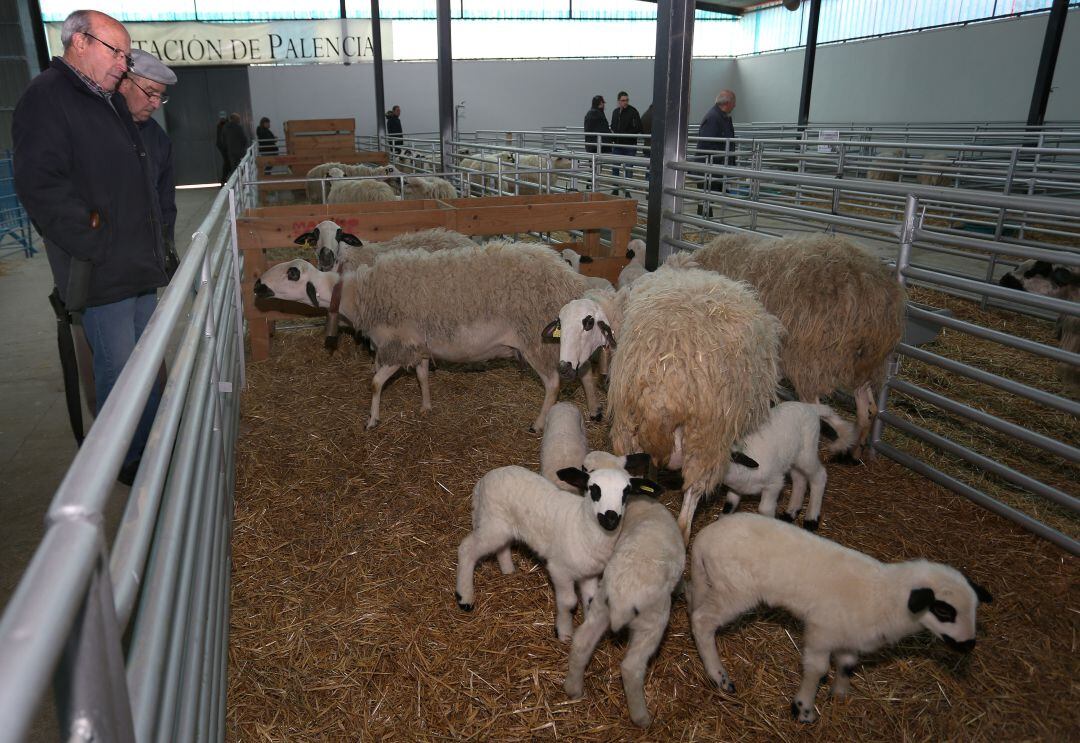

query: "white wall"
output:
734 10 1080 124
249 10 1079 133
249 57 737 137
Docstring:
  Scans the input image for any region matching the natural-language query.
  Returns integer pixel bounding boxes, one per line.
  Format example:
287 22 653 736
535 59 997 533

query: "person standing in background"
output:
697 89 737 217
609 90 642 195
256 116 279 175
385 105 403 152
223 112 250 177
215 111 229 184
583 94 611 156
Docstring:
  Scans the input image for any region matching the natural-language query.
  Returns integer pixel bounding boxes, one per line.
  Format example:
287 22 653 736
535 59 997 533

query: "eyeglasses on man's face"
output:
130 77 169 104
81 31 134 70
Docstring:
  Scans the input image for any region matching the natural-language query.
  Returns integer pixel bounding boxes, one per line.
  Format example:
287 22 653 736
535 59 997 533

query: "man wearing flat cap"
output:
119 49 179 274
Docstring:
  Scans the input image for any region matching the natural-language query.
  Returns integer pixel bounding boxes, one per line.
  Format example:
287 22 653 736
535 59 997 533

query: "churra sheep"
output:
605 266 784 541
617 239 647 289
455 464 661 641
253 241 601 432
540 402 588 492
564 495 684 728
401 175 459 200
296 223 475 272
721 401 858 530
689 513 993 724
688 232 907 459
325 167 398 204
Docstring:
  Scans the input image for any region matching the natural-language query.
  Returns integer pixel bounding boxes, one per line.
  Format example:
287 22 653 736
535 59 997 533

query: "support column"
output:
436 0 455 173
1026 0 1068 128
371 0 387 148
645 0 696 270
796 0 821 129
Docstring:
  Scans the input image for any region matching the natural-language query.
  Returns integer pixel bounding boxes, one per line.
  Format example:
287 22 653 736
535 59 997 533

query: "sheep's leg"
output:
853 382 876 461
367 363 401 430
792 639 829 723
758 479 786 519
455 528 509 611
550 568 579 642
578 576 599 613
689 600 741 692
802 465 828 532
528 365 561 434
564 586 610 699
830 650 859 698
496 546 515 574
676 486 703 545
579 365 603 421
416 358 432 414
780 471 807 522
721 488 742 514
622 600 670 728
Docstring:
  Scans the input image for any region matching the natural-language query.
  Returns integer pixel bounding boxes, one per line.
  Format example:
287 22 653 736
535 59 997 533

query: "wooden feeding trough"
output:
256 117 390 195
238 192 638 361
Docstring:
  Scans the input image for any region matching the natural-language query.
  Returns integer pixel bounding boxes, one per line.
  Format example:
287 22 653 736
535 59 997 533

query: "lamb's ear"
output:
305 281 320 308
625 248 636 260
629 477 663 497
598 320 617 349
337 229 363 247
556 467 590 491
1050 265 1077 287
907 587 936 614
819 420 838 441
963 574 994 604
294 230 317 246
579 254 594 263
541 318 561 342
730 451 759 469
623 452 651 475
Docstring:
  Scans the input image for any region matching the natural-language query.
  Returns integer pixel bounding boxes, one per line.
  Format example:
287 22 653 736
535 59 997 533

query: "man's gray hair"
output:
60 10 94 49
715 89 736 106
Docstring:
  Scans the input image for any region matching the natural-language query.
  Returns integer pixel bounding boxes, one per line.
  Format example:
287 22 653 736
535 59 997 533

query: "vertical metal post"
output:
370 0 387 149
436 0 455 173
749 142 763 231
645 0 695 270
227 188 246 390
831 143 846 214
55 549 136 743
1026 0 1068 128
871 193 918 449
983 147 1019 303
796 0 821 129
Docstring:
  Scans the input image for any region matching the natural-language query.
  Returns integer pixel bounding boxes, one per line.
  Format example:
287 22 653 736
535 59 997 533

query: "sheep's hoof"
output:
365 419 379 431
716 676 736 693
630 712 652 729
455 592 473 612
777 512 794 523
829 451 862 466
590 410 603 422
721 502 735 514
528 425 538 434
803 519 820 532
563 679 583 699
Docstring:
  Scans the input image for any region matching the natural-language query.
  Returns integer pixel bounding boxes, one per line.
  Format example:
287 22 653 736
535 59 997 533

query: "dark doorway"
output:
164 66 252 186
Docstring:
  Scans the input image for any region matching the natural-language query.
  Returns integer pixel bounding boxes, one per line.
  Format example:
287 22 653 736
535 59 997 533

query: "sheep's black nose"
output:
558 361 577 381
942 636 975 653
318 249 336 271
253 279 274 298
597 511 621 531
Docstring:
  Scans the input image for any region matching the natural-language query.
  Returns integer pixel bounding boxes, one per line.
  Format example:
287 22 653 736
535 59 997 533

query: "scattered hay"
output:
229 326 1077 741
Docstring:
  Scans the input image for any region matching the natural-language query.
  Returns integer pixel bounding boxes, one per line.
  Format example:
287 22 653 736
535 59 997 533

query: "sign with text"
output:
45 19 391 67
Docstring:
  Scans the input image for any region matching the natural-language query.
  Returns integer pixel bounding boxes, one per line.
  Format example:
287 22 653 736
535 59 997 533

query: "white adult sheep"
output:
401 175 459 201
305 161 350 202
455 464 662 641
563 494 684 728
617 239 647 289
721 401 857 530
514 154 574 195
459 152 516 195
688 232 907 459
540 402 588 492
865 147 904 182
689 513 993 723
559 248 614 292
253 241 602 432
296 222 475 272
326 167 399 204
999 259 1080 396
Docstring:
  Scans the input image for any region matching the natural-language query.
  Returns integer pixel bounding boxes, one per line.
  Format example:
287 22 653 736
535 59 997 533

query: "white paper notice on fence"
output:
817 129 840 153
45 19 392 66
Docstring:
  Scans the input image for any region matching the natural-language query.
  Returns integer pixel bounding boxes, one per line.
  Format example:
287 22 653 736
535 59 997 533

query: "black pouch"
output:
164 239 180 278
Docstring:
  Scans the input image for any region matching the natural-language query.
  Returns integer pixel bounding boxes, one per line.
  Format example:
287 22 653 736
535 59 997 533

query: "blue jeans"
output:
82 291 163 468
612 145 637 181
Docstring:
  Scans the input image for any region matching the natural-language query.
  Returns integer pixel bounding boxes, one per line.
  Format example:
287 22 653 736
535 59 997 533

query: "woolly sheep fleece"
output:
692 233 906 400
328 178 397 205
345 241 588 369
606 267 783 497
336 228 475 271
305 161 349 202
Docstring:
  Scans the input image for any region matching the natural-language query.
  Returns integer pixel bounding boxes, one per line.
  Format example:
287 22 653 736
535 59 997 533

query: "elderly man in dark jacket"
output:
223 112 250 175
13 9 169 484
697 89 737 216
385 105 403 152
118 48 178 271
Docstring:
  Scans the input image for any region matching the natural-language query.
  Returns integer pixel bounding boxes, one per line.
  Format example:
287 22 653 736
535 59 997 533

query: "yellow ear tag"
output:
640 485 655 493
552 328 561 338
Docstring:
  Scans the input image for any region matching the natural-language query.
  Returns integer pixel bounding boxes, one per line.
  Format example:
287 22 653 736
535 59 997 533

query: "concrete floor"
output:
0 187 218 741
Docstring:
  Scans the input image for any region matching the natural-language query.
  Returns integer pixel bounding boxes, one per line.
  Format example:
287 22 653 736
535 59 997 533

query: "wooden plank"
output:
290 134 355 151
285 118 355 134
257 152 389 169
579 256 628 285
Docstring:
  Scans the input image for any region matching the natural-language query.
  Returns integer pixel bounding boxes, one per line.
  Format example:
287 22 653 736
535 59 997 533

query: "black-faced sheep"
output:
689 513 992 724
253 241 601 432
721 401 857 530
563 495 684 728
455 464 661 641
688 232 907 459
999 260 1079 396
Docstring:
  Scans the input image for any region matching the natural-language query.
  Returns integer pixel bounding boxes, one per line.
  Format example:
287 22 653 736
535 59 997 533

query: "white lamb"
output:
560 248 614 292
617 239 647 289
402 175 459 200
721 401 857 530
564 495 684 728
689 513 993 723
540 402 589 492
455 465 662 641
326 167 398 204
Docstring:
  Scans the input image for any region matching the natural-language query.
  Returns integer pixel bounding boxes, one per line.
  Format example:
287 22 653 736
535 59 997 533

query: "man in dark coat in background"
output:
223 112 250 177
13 9 169 484
256 116 278 175
118 48 178 273
215 111 229 184
385 105 403 152
609 90 642 193
583 94 611 155
697 89 737 216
